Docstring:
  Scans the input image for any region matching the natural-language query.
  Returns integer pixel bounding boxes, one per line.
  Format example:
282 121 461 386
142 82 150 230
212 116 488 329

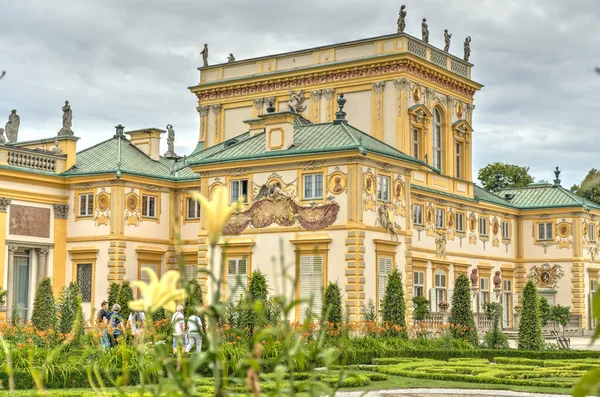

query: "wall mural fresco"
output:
9 205 51 238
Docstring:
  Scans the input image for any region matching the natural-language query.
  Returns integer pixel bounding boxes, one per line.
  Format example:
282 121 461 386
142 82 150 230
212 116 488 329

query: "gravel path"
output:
335 389 571 397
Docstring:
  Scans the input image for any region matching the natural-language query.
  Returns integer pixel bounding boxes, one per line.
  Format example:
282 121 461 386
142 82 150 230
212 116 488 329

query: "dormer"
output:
126 128 165 161
243 100 300 151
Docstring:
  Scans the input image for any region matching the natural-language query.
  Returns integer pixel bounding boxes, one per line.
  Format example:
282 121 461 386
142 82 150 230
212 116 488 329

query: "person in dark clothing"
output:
106 304 124 347
96 301 110 348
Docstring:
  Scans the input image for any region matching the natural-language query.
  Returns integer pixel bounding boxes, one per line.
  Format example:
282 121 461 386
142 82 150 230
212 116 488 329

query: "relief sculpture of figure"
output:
443 29 452 52
255 181 291 201
493 271 502 290
164 124 178 158
421 18 429 43
200 44 209 67
58 100 74 136
0 128 5 144
470 268 478 288
227 53 235 62
397 5 407 33
5 109 20 142
435 231 447 258
376 203 401 242
464 36 472 61
288 89 307 113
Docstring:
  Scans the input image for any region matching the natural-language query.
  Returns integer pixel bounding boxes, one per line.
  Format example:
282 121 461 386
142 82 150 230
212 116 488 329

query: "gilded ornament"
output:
393 180 404 200
456 103 464 119
527 263 564 289
328 173 346 195
557 221 571 238
364 174 375 195
97 193 110 212
413 86 422 102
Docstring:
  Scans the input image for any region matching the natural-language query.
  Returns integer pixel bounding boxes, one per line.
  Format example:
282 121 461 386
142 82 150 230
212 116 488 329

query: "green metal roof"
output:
473 185 515 208
63 137 198 181
499 185 600 210
186 120 429 168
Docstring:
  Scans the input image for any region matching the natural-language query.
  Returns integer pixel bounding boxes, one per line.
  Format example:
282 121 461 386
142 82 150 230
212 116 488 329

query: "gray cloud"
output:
1 0 599 188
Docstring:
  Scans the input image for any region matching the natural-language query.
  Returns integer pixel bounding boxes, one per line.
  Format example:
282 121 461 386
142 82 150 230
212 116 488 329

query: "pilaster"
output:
52 204 68 294
371 82 385 140
572 262 586 328
393 78 410 153
345 230 365 322
0 197 11 291
310 90 322 123
108 241 127 282
322 89 335 122
197 105 209 144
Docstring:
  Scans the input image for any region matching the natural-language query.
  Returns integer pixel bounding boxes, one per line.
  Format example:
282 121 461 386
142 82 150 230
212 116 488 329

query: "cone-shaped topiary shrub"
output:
381 267 408 339
31 277 56 331
450 273 478 346
518 280 543 350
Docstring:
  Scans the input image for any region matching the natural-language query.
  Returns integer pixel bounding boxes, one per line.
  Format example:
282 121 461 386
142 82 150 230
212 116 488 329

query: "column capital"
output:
53 204 69 219
0 197 11 213
8 245 18 253
35 248 50 257
197 105 209 117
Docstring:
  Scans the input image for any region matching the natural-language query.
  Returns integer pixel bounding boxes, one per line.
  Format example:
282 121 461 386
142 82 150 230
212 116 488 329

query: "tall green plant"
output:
518 281 543 350
117 280 134 320
248 270 268 302
551 305 572 337
108 282 120 308
362 298 376 322
483 302 508 349
57 282 85 339
449 273 478 346
184 278 205 317
538 296 551 327
381 267 407 339
412 296 430 321
323 282 343 331
31 277 56 331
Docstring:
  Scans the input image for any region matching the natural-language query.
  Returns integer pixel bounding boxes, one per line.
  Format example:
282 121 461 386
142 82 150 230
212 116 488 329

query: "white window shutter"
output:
447 289 454 310
300 256 313 321
311 256 324 318
227 259 239 303
429 288 437 312
185 265 197 281
239 258 248 292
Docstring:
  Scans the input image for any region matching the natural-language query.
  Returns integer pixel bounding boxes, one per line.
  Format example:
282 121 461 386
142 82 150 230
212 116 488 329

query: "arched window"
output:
432 109 443 170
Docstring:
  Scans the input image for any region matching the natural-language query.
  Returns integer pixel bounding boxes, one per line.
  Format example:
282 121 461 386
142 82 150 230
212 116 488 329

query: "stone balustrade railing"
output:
406 37 469 78
476 314 493 332
5 147 61 173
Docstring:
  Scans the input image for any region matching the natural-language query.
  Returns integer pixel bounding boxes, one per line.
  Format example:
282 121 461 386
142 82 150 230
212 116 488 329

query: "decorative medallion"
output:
393 180 404 201
583 221 589 239
328 172 346 195
527 263 564 289
126 193 139 212
447 212 454 228
456 103 464 119
97 193 110 212
125 190 140 226
426 207 434 225
492 219 499 235
469 215 477 233
412 86 422 102
557 221 571 238
364 174 375 196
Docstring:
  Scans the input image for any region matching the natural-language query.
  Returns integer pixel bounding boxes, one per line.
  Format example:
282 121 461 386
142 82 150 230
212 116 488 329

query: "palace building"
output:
0 28 598 334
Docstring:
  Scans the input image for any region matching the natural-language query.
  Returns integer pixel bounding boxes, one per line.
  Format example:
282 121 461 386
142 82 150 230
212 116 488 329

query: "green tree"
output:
57 282 84 340
381 267 408 339
483 302 509 349
184 278 205 317
478 162 535 192
571 168 600 205
31 277 56 331
518 281 543 350
108 282 120 309
538 296 552 327
449 273 478 346
412 296 430 321
117 280 134 321
362 298 376 323
0 287 7 306
323 282 343 331
551 305 572 337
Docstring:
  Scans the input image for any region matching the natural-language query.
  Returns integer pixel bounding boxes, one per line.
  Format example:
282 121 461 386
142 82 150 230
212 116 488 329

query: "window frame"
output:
377 174 391 202
537 222 554 241
432 108 443 170
589 223 596 242
412 127 421 160
433 270 447 311
413 204 424 226
455 141 462 179
141 194 158 219
186 197 200 220
76 263 93 303
413 270 425 298
377 255 394 312
479 217 488 236
230 179 250 205
78 193 94 217
502 221 510 240
225 257 249 303
456 212 465 233
435 208 445 229
302 173 324 200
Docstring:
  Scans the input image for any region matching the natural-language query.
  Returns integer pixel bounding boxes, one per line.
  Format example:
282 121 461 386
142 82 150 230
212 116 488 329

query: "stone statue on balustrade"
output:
227 53 236 62
397 5 407 33
493 271 502 290
58 100 74 136
164 124 178 158
288 90 307 113
4 109 20 142
421 18 429 43
470 268 478 289
444 29 452 52
51 140 62 154
200 44 209 67
464 36 471 61
0 128 5 144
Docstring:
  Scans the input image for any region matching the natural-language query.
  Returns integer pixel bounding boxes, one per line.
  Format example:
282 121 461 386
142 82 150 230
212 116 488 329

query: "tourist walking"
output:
96 301 110 348
106 304 124 347
128 310 145 344
185 312 203 353
171 305 185 354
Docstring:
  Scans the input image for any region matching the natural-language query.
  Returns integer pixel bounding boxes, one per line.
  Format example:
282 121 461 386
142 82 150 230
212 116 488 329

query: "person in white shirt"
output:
128 311 145 344
185 312 203 353
171 305 185 355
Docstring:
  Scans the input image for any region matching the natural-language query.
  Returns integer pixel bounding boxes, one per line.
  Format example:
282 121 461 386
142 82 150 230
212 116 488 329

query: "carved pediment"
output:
408 104 433 128
452 119 473 143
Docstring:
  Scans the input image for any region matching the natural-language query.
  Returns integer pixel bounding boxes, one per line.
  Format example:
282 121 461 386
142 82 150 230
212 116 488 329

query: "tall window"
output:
412 128 420 159
299 255 323 321
79 193 94 217
502 279 512 328
502 221 510 240
230 180 249 204
14 249 31 321
455 142 462 179
456 213 465 233
378 256 393 308
589 224 596 242
77 263 93 302
432 109 442 170
479 217 488 236
377 175 390 202
479 277 489 313
186 197 200 219
413 204 424 226
303 173 323 200
431 271 446 312
537 222 553 241
139 264 159 297
142 195 157 218
227 258 248 303
413 271 425 297
435 208 445 229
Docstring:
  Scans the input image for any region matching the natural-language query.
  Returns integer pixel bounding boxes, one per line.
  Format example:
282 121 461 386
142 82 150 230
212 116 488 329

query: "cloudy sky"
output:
1 0 599 188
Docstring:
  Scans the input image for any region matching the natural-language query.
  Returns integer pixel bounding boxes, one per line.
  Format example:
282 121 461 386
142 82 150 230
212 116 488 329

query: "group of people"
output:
95 301 203 354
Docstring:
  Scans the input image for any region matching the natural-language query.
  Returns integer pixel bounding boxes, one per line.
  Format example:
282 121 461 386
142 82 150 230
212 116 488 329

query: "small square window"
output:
377 175 390 202
303 173 323 200
230 180 249 204
537 222 553 241
435 208 445 229
186 197 200 219
142 195 157 218
413 204 424 226
79 193 94 217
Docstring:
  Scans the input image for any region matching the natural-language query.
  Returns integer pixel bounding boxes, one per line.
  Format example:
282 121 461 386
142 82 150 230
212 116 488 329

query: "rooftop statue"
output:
421 18 429 43
51 140 62 154
444 29 452 52
164 124 178 158
288 89 307 113
227 53 235 63
397 5 407 33
0 128 5 144
5 109 19 143
464 36 472 61
200 44 209 67
58 100 74 136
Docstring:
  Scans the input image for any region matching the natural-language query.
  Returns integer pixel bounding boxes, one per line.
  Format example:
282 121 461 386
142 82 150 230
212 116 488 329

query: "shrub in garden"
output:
0 287 7 306
117 280 134 320
11 304 21 326
57 282 85 340
362 298 376 322
449 273 478 346
551 305 572 336
538 296 551 327
108 282 120 308
518 280 543 350
412 296 430 321
323 282 343 332
248 269 268 302
483 302 508 349
381 267 408 339
31 277 56 331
